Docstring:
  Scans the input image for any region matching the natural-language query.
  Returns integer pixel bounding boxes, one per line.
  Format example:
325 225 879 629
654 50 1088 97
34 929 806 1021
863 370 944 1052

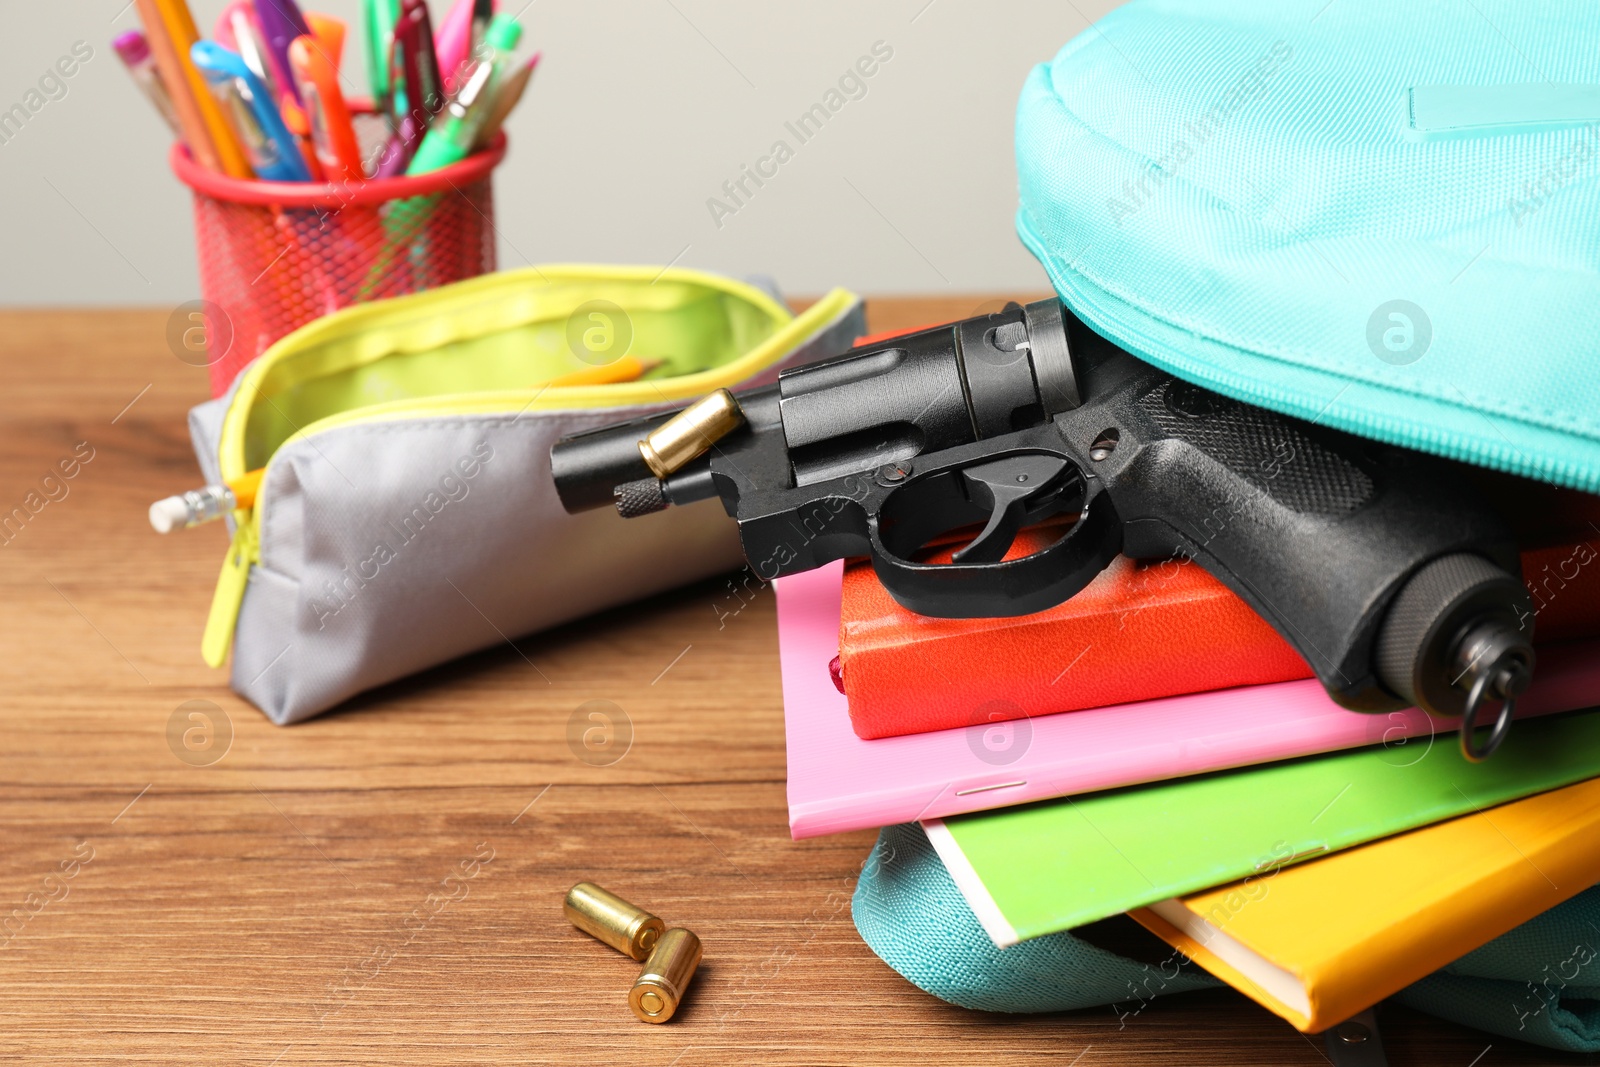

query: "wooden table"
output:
0 302 1583 1066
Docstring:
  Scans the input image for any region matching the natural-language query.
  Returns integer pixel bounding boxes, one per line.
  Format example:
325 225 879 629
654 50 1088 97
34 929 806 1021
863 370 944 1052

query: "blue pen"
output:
191 40 311 182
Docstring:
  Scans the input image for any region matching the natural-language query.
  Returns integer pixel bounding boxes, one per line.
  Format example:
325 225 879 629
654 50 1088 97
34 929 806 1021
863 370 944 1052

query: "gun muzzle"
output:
551 392 744 516
551 410 678 513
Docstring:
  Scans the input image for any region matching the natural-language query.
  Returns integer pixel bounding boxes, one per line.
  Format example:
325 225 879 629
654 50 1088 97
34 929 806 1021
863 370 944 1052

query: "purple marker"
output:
251 0 312 105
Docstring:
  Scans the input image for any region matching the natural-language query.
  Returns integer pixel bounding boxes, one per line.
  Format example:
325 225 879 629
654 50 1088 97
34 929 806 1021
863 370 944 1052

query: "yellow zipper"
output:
199 280 858 667
202 519 256 668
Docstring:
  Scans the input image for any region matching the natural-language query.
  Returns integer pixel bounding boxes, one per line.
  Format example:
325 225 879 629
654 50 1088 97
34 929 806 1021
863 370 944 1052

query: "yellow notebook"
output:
1130 773 1600 1032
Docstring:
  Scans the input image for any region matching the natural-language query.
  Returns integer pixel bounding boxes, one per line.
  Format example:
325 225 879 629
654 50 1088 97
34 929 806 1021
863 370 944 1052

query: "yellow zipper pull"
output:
201 520 257 669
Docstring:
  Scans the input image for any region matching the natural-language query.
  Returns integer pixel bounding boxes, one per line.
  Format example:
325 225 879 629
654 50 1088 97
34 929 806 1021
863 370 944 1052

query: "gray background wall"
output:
0 0 1121 305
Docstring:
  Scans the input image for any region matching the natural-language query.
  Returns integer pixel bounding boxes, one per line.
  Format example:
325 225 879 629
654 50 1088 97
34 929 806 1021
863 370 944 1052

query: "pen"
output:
218 4 281 102
288 35 362 182
472 49 538 151
147 361 662 532
405 57 492 174
304 12 348 72
397 0 444 128
437 0 497 95
249 0 323 180
373 20 421 176
363 0 403 113
435 0 476 95
192 41 311 182
470 0 495 52
251 0 312 106
113 31 183 138
375 2 444 177
407 14 522 174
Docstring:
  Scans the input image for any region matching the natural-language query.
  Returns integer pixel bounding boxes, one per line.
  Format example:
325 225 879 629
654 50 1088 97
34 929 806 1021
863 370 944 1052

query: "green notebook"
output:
923 707 1600 946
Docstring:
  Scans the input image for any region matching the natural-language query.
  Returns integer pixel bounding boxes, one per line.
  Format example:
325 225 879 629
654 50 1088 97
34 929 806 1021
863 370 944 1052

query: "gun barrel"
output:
551 410 679 513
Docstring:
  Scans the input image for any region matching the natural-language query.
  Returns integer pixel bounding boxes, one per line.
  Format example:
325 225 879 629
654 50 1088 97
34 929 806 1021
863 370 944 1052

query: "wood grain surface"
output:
0 301 1588 1066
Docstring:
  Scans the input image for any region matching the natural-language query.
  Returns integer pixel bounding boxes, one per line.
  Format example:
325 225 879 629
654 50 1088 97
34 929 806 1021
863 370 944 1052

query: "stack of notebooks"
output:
777 503 1600 1032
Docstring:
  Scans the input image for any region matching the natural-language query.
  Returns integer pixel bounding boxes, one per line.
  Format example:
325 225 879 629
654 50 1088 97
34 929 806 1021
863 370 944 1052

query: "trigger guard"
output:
867 476 1123 618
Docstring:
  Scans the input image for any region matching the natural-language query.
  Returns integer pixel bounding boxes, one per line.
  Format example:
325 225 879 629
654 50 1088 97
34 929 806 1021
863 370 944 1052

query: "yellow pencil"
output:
546 356 661 389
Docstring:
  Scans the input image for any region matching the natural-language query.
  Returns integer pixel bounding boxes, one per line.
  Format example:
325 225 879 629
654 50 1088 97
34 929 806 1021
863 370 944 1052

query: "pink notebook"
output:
779 562 1600 839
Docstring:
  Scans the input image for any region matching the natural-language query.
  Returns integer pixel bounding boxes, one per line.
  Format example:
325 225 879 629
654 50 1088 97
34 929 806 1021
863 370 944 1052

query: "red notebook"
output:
837 535 1600 740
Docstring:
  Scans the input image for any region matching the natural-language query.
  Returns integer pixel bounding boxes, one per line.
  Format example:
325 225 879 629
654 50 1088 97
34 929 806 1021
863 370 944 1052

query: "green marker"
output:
407 14 523 175
364 0 403 113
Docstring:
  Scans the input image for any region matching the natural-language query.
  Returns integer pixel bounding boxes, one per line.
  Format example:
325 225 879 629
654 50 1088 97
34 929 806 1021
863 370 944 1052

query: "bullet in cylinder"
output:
637 388 744 478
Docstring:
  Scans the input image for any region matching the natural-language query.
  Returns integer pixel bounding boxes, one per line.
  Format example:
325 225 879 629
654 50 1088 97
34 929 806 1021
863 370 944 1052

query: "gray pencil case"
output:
180 265 865 723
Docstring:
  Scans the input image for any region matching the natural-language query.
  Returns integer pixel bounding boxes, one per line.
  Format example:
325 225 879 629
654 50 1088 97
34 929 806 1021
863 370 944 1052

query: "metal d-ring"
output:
1460 667 1516 763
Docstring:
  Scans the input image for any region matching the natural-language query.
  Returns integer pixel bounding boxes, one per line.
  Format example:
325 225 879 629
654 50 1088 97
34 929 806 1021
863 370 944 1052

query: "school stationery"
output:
225 5 280 98
363 0 403 110
375 0 444 176
435 0 492 95
191 41 311 182
838 541 1309 740
250 0 312 105
407 15 520 174
773 561 1600 838
151 359 661 533
853 822 1600 1053
134 0 221 168
147 0 254 177
472 50 537 151
170 121 507 390
1132 773 1600 1032
113 31 182 137
287 35 362 181
181 268 863 723
304 12 346 69
837 533 1600 739
470 0 493 51
924 705 1600 947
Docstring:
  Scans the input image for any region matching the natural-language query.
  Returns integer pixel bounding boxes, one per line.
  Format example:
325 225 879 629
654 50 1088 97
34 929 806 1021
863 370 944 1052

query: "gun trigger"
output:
951 455 1072 565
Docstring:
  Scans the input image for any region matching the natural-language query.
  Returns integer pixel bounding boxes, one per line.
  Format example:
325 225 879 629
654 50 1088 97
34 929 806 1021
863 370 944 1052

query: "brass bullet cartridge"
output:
564 882 666 961
638 389 743 478
629 927 702 1023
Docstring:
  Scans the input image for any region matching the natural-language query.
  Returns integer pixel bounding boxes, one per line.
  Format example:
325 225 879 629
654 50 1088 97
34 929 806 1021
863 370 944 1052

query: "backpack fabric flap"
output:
1016 0 1600 491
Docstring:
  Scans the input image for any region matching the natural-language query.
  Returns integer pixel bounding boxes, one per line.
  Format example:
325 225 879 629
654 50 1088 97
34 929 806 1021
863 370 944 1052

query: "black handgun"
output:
552 300 1535 760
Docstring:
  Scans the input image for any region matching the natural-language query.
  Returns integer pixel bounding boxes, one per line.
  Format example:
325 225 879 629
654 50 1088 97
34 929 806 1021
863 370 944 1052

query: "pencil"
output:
134 0 220 169
151 0 254 178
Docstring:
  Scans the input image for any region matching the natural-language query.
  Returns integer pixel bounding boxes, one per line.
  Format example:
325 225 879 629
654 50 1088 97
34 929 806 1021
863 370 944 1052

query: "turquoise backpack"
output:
855 0 1600 1051
1016 0 1600 491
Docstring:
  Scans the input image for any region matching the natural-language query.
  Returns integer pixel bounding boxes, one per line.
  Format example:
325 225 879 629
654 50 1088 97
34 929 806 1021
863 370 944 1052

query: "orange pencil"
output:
149 0 254 178
547 357 661 389
133 0 220 169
